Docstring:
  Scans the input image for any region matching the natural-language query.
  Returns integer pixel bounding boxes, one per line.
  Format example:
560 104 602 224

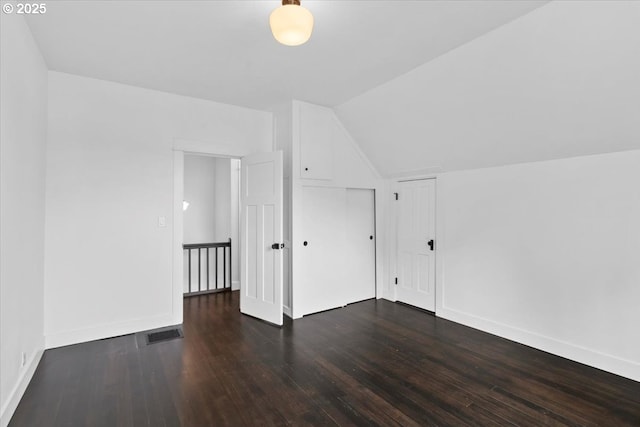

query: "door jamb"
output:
171 139 241 325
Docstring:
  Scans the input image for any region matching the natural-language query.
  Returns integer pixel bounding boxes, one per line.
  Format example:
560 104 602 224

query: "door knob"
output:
271 243 285 250
428 239 435 251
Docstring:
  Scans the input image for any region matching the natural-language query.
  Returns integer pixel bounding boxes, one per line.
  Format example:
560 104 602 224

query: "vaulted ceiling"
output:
25 0 546 110
24 1 639 175
335 1 640 175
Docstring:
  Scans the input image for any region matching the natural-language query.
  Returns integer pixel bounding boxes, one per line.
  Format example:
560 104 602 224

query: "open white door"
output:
240 151 284 325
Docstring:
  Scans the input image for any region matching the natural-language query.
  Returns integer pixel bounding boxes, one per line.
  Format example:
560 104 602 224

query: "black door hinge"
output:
394 192 399 200
394 277 398 285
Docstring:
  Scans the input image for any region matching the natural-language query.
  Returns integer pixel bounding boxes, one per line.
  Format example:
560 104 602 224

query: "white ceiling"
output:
336 1 640 176
25 0 546 110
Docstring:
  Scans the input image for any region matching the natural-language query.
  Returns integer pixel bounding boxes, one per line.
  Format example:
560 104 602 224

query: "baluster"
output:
188 249 191 292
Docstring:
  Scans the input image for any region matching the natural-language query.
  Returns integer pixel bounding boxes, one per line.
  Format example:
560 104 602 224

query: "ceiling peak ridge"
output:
335 1 551 109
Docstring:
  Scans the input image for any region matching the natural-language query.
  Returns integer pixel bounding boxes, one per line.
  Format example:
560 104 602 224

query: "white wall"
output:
44 71 272 348
0 12 48 426
229 158 241 290
436 150 640 381
183 155 216 243
214 158 231 242
331 0 640 381
272 102 293 315
336 1 640 177
289 101 385 318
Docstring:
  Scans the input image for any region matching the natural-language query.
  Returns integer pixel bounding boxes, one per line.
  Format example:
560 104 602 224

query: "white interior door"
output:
240 151 283 325
345 189 376 304
299 186 346 315
396 179 436 311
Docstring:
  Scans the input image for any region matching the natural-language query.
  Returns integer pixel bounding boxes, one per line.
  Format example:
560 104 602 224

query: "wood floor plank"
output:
9 292 640 426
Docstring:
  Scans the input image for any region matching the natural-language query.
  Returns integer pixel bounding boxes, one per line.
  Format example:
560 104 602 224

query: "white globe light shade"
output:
269 4 314 46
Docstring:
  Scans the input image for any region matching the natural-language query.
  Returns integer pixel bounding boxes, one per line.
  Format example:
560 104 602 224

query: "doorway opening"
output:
172 147 284 326
182 154 241 297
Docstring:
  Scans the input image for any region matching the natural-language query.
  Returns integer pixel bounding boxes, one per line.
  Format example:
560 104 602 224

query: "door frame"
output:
171 139 243 325
391 177 439 313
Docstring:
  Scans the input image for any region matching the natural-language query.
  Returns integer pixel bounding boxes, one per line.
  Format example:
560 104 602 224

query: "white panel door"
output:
299 186 346 315
344 189 376 304
396 179 436 311
240 151 283 325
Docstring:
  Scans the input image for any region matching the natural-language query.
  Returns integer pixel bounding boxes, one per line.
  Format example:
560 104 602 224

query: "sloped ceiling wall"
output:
335 1 640 177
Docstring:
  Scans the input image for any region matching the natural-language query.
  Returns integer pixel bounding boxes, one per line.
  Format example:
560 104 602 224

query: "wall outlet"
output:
158 216 167 227
21 352 27 367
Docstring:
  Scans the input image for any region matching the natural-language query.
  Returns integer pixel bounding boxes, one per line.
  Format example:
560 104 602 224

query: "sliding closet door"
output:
344 189 376 304
298 186 346 315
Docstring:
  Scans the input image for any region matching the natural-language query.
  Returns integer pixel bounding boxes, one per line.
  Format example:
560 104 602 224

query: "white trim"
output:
437 306 640 382
371 181 391 301
434 177 447 317
172 139 250 321
173 138 241 158
172 150 184 325
282 239 292 315
388 181 399 302
45 314 175 349
390 167 443 180
0 349 44 427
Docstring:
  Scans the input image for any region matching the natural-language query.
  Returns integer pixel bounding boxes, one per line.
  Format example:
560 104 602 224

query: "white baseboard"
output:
231 280 240 291
380 285 396 302
437 306 640 382
45 313 176 349
283 305 292 318
0 349 44 427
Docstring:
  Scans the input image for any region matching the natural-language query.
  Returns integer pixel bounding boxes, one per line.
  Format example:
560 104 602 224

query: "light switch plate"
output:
158 216 166 227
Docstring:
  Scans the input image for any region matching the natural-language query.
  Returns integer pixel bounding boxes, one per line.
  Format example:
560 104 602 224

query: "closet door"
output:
344 189 376 304
299 105 334 180
396 179 436 312
299 186 346 315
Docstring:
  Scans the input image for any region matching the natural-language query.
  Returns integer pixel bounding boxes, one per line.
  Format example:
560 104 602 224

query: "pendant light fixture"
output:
269 0 314 46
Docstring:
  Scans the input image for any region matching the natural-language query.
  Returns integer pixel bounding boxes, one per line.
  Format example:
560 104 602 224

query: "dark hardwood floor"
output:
10 291 640 426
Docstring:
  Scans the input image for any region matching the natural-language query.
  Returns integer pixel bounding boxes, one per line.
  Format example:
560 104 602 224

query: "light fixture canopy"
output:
269 0 314 47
